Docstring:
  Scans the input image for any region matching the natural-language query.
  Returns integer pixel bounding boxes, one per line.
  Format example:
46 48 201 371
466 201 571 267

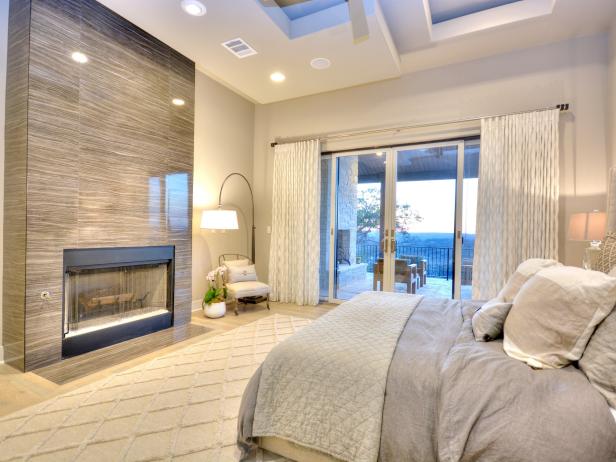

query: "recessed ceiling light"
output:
310 58 331 70
172 98 186 106
270 72 286 83
181 0 206 16
71 51 88 64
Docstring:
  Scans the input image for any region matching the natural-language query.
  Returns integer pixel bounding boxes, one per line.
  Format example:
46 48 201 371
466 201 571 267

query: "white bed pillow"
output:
503 266 616 369
225 258 250 267
497 258 561 302
227 264 258 283
471 258 560 341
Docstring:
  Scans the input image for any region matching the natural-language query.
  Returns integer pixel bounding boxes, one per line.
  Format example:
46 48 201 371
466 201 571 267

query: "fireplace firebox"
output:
62 246 175 357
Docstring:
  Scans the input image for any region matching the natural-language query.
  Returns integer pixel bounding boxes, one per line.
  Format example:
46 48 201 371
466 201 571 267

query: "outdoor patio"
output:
334 272 472 300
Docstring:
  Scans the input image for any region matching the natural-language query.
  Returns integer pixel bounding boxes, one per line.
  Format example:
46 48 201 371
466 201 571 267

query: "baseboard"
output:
192 299 202 312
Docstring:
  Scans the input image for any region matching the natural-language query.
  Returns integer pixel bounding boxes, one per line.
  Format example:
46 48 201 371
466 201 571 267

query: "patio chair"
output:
400 255 428 287
372 258 419 294
219 254 270 315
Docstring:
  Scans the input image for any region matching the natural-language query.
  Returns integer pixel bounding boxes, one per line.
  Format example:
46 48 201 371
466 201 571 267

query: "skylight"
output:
429 0 522 24
277 0 346 21
257 0 376 40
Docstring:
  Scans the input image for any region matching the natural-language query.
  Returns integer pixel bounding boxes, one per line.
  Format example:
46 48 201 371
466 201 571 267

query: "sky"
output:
358 178 478 234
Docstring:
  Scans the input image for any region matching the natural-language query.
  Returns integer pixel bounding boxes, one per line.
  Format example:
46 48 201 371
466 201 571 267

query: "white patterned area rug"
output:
0 315 312 461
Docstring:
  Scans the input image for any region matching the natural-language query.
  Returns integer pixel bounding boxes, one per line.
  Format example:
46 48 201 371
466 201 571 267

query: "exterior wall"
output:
336 156 358 265
4 0 195 370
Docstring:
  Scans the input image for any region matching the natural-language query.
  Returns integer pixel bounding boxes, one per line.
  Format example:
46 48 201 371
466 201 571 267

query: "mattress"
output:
612 408 616 422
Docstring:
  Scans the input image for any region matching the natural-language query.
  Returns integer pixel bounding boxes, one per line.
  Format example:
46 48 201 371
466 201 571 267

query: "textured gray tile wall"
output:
2 0 31 370
4 0 195 370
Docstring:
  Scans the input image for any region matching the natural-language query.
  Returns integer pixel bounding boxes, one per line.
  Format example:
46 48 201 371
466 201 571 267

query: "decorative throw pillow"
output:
497 258 561 302
225 258 250 267
471 258 560 342
579 307 616 408
227 264 258 283
604 231 616 244
471 299 513 341
593 240 616 274
503 266 616 369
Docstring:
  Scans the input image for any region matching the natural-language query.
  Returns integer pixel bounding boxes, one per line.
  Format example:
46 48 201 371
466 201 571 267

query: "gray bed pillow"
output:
504 266 616 369
471 299 513 341
471 258 559 342
579 307 616 408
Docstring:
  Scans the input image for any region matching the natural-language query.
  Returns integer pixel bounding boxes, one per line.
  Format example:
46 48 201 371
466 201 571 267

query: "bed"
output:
238 170 616 461
237 292 616 462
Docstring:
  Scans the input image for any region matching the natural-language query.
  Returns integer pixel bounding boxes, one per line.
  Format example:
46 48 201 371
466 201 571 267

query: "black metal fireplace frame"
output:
62 245 175 358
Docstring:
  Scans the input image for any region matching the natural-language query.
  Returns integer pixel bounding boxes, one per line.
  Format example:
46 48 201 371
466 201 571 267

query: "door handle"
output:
391 238 396 253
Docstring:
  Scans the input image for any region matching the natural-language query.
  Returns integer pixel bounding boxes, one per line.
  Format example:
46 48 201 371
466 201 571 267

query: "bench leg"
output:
266 295 270 310
234 298 239 316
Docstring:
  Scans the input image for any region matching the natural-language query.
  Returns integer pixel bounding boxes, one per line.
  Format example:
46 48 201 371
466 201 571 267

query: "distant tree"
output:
357 186 422 242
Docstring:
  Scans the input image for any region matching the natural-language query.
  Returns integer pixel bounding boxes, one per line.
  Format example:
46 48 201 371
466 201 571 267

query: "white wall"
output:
253 34 611 279
192 70 255 307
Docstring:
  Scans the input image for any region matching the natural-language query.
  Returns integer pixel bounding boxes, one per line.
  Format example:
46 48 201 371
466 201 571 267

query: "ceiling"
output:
96 0 616 104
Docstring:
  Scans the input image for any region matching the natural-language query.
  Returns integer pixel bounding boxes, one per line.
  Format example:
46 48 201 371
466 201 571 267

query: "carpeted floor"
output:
0 315 312 461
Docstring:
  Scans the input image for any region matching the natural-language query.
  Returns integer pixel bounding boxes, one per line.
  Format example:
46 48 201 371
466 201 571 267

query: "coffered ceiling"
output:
97 0 616 103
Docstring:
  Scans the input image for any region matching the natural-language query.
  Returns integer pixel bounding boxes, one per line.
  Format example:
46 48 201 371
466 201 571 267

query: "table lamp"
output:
568 210 607 269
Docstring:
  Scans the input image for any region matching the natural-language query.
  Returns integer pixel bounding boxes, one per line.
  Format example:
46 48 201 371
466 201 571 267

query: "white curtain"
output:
473 109 559 299
269 140 321 305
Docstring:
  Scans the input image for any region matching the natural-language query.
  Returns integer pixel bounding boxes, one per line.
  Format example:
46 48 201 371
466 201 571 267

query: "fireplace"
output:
62 246 175 357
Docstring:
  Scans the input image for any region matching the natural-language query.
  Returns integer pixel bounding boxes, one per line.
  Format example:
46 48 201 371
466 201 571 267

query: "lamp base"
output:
582 241 602 270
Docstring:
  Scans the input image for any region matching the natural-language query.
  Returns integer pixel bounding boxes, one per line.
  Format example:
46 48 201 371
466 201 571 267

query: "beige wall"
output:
0 0 8 359
609 22 616 169
192 70 255 306
253 34 611 279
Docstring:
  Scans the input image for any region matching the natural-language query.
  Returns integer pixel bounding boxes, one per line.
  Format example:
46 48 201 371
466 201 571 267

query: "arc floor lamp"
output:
200 172 256 263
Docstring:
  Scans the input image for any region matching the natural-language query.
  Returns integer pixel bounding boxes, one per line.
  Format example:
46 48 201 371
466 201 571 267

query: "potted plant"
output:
203 266 227 318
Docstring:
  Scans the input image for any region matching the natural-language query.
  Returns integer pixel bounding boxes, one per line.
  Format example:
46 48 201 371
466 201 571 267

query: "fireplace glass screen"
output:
64 263 171 337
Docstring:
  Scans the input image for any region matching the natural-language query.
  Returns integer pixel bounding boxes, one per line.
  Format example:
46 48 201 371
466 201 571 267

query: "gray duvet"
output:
238 298 616 462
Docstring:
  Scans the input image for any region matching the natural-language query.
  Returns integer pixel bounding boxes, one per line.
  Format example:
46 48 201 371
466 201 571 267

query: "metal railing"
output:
356 241 474 281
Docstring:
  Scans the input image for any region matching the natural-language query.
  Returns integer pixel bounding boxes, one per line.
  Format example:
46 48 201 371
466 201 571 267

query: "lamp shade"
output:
200 209 239 230
568 211 607 241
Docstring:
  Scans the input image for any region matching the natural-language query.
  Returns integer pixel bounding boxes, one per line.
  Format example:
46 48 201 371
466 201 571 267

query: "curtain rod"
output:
269 103 570 148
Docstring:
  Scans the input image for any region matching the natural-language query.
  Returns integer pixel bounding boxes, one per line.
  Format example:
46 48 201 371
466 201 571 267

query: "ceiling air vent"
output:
222 38 257 59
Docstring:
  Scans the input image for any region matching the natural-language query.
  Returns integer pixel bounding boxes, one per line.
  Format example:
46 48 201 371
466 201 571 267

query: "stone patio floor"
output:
333 273 472 300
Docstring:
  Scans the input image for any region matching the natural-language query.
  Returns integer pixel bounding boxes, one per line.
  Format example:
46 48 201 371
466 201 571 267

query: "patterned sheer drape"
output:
269 140 321 305
473 109 559 299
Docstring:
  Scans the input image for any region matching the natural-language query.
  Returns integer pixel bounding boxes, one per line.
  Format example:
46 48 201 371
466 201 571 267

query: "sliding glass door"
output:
325 151 391 300
320 139 479 302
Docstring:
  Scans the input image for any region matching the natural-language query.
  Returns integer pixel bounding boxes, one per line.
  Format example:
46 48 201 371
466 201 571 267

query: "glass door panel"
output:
333 152 388 300
393 144 460 298
461 140 480 299
319 157 332 301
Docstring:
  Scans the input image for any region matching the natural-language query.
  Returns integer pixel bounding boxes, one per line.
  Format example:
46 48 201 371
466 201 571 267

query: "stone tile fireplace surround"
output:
3 0 194 371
